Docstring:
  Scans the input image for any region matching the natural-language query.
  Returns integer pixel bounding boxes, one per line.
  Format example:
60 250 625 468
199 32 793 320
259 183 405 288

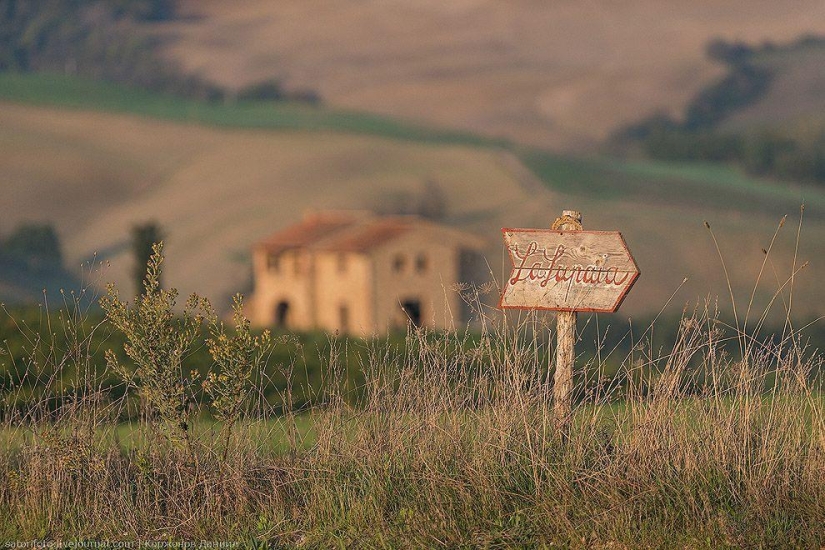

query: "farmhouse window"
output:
415 253 428 274
393 254 406 274
267 253 280 272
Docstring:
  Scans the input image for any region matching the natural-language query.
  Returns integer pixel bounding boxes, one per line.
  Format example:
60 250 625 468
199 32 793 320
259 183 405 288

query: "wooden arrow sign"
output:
499 228 639 313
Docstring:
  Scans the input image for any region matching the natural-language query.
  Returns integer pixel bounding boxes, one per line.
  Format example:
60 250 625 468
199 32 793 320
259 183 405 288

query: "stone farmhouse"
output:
250 211 483 336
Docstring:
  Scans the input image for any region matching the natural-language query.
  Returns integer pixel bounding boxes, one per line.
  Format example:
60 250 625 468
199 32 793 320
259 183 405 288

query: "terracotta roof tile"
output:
257 213 356 254
318 218 414 252
256 212 482 255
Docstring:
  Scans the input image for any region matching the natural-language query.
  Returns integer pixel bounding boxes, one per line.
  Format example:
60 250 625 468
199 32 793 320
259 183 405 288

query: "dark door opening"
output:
275 301 290 328
401 299 422 328
339 304 350 334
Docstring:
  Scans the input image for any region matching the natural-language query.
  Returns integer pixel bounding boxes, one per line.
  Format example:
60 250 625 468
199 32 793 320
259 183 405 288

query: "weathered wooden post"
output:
499 210 639 433
550 210 582 428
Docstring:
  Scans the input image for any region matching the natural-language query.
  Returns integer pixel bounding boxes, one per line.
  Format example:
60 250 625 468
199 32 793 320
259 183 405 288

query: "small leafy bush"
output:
204 294 274 458
100 242 213 444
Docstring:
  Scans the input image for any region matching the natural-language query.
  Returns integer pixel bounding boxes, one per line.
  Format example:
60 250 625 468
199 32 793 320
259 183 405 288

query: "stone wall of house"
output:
370 228 461 333
313 251 374 337
251 247 316 330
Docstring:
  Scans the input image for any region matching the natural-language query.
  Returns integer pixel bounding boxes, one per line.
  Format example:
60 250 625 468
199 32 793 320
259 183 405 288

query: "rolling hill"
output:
721 38 825 133
158 0 825 151
2 74 824 323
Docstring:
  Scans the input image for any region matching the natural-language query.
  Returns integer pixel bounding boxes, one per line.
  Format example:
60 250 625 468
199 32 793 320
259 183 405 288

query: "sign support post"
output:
498 209 639 434
551 210 582 431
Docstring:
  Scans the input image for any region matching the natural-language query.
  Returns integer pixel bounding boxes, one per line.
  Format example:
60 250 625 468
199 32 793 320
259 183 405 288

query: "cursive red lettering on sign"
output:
500 229 639 313
507 241 627 287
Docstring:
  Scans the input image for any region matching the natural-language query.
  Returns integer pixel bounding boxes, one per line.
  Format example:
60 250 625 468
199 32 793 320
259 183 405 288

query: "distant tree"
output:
132 222 163 295
371 190 416 217
237 79 284 102
370 179 449 220
0 0 228 100
683 64 772 130
706 39 754 66
613 34 825 187
236 79 322 105
111 0 177 21
1 222 63 272
417 179 448 221
742 130 790 175
611 112 678 143
287 88 322 106
811 136 825 183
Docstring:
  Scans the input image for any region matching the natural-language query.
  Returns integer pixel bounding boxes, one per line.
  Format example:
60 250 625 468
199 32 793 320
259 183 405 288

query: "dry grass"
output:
0 249 823 547
164 0 825 150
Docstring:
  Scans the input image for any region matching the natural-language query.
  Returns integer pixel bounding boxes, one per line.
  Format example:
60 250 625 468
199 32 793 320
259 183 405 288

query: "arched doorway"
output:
275 300 290 328
401 299 422 328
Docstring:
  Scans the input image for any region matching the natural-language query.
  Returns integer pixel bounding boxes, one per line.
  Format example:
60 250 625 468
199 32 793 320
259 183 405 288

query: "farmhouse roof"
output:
256 211 482 254
256 212 357 254
317 217 415 252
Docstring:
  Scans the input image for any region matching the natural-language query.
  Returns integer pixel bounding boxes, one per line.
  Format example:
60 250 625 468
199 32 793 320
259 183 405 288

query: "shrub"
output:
100 242 213 446
204 294 275 458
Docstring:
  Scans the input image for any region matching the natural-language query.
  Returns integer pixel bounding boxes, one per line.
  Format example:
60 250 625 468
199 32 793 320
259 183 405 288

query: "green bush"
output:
100 242 213 445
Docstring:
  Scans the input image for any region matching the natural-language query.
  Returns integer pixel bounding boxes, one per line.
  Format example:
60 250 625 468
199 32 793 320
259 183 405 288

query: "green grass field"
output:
519 149 824 216
0 73 504 148
0 415 318 456
0 322 821 546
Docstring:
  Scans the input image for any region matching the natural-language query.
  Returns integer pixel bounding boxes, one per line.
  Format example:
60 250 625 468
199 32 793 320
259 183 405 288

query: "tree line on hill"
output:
0 0 320 104
614 35 825 186
0 220 164 302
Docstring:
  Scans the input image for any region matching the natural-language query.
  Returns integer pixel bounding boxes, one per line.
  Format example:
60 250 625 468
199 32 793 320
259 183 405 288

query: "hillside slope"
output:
0 100 545 310
160 0 825 151
722 39 825 132
2 83 824 321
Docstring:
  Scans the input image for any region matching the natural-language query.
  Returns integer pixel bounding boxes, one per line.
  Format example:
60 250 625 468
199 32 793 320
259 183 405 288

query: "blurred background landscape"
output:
2 0 825 325
5 4 825 543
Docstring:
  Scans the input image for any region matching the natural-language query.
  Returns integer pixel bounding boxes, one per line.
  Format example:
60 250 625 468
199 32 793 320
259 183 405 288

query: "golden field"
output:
163 0 825 150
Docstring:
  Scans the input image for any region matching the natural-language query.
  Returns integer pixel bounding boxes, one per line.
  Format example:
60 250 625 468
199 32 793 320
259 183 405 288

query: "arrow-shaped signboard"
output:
499 229 640 313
